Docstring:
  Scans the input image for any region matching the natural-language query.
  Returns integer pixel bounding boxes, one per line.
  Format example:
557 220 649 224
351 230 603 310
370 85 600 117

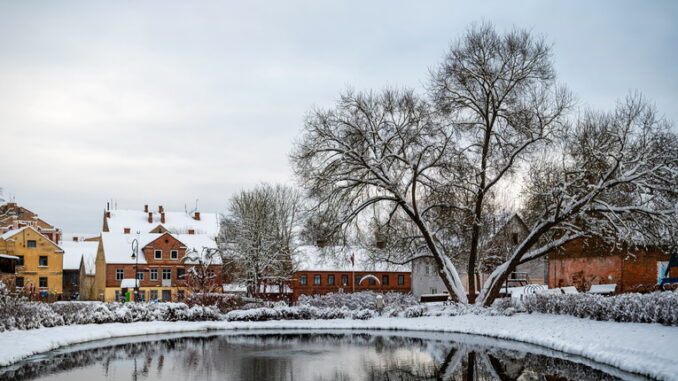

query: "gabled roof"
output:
60 240 99 271
0 226 63 251
294 245 410 272
104 209 219 236
100 232 220 265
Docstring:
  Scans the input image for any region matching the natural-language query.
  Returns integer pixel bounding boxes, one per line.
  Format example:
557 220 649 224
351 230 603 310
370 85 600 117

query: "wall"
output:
292 270 411 301
411 257 447 297
0 228 64 294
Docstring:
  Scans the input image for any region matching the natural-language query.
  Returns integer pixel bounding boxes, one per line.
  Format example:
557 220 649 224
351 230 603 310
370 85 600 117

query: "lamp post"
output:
131 233 140 302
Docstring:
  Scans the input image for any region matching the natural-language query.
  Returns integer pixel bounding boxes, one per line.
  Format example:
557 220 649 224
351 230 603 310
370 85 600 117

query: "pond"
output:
0 330 649 381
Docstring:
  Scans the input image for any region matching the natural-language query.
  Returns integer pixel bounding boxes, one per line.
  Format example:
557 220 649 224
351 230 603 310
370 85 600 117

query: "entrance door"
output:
161 290 171 301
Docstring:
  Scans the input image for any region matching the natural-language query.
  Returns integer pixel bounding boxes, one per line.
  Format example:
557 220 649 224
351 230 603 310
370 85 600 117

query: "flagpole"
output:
351 252 355 293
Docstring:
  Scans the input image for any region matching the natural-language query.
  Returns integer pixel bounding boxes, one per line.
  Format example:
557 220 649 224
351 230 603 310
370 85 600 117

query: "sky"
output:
1 0 676 234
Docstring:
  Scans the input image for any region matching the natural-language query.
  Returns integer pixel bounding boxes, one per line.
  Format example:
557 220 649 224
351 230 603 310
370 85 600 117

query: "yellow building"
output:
0 226 64 294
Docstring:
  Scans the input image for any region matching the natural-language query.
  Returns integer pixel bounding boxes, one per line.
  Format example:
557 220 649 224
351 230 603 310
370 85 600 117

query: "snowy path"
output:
0 314 676 380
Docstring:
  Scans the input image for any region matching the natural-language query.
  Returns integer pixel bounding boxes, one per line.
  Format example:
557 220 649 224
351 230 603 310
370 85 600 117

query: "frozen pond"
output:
0 330 650 381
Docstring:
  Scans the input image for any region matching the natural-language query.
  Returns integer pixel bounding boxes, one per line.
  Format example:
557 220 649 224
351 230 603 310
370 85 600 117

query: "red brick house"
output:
0 202 61 244
94 231 222 302
548 238 676 293
290 246 411 301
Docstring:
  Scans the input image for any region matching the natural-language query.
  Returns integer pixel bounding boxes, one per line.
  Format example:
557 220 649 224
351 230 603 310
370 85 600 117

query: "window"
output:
327 274 335 286
154 250 162 259
177 268 186 280
39 277 48 288
115 290 121 302
313 274 321 286
39 256 48 267
355 274 361 287
397 274 405 285
116 269 124 281
425 264 430 275
15 277 24 288
300 274 307 285
150 290 158 300
27 240 36 248
136 271 144 280
150 269 158 280
136 290 146 302
207 269 215 279
170 250 178 260
382 275 389 286
341 274 348 286
162 269 171 280
431 287 438 294
178 290 185 300
511 233 519 245
368 277 376 286
16 256 23 266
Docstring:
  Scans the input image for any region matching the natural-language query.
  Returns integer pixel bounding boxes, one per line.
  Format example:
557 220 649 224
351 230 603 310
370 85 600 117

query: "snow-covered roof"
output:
100 232 220 265
60 240 99 271
294 245 411 273
120 279 139 288
221 284 292 293
0 226 30 240
588 284 617 294
0 254 19 260
105 209 219 236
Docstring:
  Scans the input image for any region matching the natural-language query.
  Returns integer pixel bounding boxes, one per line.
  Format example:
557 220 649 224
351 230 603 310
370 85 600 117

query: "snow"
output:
100 232 219 264
0 314 675 380
222 284 247 293
294 245 410 272
588 283 617 294
0 226 30 240
119 279 139 288
0 254 18 260
105 209 219 236
221 284 292 294
59 240 99 271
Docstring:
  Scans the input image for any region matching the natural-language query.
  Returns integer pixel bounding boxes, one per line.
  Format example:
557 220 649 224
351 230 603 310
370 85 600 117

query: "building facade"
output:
60 237 99 300
290 246 411 301
548 239 676 292
0 226 64 295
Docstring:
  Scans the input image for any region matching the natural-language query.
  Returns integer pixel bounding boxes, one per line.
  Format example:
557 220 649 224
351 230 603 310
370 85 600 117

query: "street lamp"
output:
130 232 140 302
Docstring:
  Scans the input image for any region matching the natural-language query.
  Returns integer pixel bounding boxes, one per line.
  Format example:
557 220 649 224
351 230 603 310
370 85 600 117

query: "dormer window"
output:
170 250 178 260
154 250 162 259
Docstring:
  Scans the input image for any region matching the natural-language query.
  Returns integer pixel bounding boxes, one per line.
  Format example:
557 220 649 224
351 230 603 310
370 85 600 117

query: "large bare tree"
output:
292 23 677 306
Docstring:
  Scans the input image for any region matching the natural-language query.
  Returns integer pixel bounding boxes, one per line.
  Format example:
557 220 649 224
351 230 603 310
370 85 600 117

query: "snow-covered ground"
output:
0 314 675 380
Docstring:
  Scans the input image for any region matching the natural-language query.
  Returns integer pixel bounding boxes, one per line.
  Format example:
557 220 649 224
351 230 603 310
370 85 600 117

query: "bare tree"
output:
292 23 677 306
181 247 222 301
292 89 470 302
220 184 303 297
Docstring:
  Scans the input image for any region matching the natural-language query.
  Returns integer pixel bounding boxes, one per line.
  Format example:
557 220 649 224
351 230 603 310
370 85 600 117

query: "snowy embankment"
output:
0 314 676 380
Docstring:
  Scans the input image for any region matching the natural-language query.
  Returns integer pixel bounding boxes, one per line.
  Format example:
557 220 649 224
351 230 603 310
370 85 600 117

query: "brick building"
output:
548 238 676 292
290 246 411 301
0 202 61 243
60 236 99 300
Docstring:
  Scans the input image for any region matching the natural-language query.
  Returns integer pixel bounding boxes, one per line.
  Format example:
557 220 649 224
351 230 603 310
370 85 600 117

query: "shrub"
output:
184 293 244 313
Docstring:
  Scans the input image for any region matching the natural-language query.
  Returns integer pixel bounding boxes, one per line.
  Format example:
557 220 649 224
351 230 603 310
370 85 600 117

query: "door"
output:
161 290 171 301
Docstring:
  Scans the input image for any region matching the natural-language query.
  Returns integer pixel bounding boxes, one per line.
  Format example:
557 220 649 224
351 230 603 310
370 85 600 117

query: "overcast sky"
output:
1 0 676 234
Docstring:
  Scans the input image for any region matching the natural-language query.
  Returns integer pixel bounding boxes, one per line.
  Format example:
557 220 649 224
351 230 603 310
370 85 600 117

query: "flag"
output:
350 252 355 267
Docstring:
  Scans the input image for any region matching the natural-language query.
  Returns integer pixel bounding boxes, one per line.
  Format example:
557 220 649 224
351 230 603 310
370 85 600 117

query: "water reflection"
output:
0 331 648 381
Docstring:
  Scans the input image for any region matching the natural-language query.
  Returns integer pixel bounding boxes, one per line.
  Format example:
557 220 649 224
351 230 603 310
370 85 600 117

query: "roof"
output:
294 245 411 273
100 232 220 265
0 226 30 240
105 209 219 236
0 254 19 260
60 240 99 271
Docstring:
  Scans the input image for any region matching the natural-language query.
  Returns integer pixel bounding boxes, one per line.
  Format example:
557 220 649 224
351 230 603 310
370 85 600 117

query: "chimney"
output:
193 211 201 221
148 212 153 223
124 228 130 234
144 204 149 213
105 211 111 218
158 205 164 213
72 236 79 242
188 229 195 235
160 212 165 224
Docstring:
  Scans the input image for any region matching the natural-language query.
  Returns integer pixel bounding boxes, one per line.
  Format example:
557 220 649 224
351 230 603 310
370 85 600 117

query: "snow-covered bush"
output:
225 305 363 322
402 305 425 318
184 293 244 313
297 291 418 312
521 291 678 326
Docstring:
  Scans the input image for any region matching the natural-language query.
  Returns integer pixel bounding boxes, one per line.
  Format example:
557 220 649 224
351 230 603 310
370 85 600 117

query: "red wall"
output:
291 270 411 301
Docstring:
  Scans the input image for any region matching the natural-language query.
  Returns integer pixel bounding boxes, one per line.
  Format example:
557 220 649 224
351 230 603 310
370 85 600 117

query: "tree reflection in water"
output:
0 332 649 381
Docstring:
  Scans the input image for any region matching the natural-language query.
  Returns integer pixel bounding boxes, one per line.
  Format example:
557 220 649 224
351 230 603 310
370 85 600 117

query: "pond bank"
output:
0 313 675 380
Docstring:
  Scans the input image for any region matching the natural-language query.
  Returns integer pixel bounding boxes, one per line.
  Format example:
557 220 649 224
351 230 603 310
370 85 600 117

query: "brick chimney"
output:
193 212 201 221
144 204 149 213
160 212 165 224
105 211 111 218
148 212 153 223
124 228 130 234
72 236 79 242
188 229 195 235
158 205 164 213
